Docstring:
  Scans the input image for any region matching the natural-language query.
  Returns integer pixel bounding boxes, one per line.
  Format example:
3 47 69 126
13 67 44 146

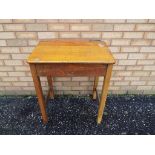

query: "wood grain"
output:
35 63 107 77
97 64 113 124
27 40 115 64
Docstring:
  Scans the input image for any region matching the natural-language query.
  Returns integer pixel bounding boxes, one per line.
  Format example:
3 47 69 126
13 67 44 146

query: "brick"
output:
15 66 30 71
72 77 89 81
137 86 152 90
137 60 154 65
143 66 155 70
59 19 81 23
38 32 58 39
132 71 150 76
136 24 155 31
36 19 58 23
113 53 128 59
0 53 11 59
114 81 129 86
22 87 35 91
111 39 130 46
101 39 111 46
19 77 32 81
55 86 71 91
81 32 101 38
141 77 155 81
71 86 88 91
63 82 79 87
123 32 144 38
59 32 80 38
145 32 155 39
48 24 69 31
70 24 91 31
4 24 25 31
109 47 120 53
0 47 20 53
82 19 103 23
8 72 25 76
113 66 125 70
102 32 122 38
147 54 155 59
0 82 11 86
148 81 155 85
0 19 12 23
93 24 113 31
104 19 126 23
0 40 6 46
80 82 93 86
124 77 140 81
115 71 132 76
111 77 123 81
126 19 148 23
53 82 62 86
2 77 18 81
11 54 28 59
126 66 143 70
151 72 155 76
140 47 155 52
114 24 135 31
55 77 71 81
0 60 3 65
120 86 137 91
131 81 146 85
121 47 140 52
13 19 35 23
20 47 34 53
131 39 151 46
152 40 155 45
118 60 136 65
16 32 37 39
128 53 146 59
148 19 155 23
0 72 7 76
0 66 14 71
13 82 28 86
4 60 23 66
0 24 3 31
0 32 15 39
7 40 27 46
26 24 47 31
28 40 39 46
109 86 120 91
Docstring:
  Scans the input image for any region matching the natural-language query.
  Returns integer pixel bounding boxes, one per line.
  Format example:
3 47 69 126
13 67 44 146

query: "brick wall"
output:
0 19 155 95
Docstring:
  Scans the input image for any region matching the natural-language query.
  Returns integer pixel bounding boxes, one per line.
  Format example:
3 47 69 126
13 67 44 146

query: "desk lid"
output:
27 40 115 64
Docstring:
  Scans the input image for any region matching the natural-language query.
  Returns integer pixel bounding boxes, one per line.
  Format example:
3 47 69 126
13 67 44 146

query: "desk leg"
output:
97 64 113 124
30 64 48 124
93 77 99 100
47 76 54 99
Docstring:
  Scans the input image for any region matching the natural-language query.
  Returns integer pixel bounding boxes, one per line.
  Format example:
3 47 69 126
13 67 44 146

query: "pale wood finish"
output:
47 76 54 99
28 40 115 124
97 64 113 124
92 77 99 100
27 40 115 64
45 76 54 105
35 63 107 77
30 64 48 123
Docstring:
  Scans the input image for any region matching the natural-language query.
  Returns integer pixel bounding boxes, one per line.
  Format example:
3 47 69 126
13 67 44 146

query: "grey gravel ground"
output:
0 95 155 135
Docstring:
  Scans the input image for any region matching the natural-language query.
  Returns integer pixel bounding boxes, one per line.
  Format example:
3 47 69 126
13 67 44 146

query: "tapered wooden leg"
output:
97 64 113 124
30 64 48 124
47 76 54 99
92 76 99 100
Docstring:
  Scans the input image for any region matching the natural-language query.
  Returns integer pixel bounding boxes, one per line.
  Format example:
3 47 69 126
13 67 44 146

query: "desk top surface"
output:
27 40 115 64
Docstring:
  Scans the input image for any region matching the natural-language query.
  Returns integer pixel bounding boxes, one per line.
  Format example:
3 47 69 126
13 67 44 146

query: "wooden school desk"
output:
27 40 115 124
